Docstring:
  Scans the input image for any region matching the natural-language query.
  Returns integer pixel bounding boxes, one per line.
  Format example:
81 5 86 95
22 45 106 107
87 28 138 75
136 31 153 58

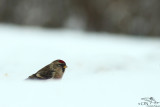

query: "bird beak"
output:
63 65 67 68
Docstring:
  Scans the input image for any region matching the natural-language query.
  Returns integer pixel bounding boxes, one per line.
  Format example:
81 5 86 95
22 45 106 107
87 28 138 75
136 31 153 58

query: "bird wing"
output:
27 64 54 80
35 65 54 79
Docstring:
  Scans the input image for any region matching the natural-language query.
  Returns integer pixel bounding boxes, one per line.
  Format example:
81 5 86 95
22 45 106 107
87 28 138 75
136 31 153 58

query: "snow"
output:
0 24 160 107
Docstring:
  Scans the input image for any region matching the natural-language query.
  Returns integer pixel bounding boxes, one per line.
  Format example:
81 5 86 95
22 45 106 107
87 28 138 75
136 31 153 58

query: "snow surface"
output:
0 24 160 107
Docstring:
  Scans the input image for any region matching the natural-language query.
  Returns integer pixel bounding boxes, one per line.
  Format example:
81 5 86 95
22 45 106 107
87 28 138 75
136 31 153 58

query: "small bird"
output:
27 59 67 80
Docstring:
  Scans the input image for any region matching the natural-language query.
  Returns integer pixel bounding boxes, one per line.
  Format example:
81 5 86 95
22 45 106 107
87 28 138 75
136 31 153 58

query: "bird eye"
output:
57 64 61 67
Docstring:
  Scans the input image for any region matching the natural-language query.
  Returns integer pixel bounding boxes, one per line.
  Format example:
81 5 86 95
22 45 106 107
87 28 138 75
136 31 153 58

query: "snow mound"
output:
0 24 160 107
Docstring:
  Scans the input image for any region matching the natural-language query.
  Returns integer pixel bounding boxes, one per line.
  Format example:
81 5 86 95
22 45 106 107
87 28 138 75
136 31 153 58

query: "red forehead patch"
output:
58 60 65 64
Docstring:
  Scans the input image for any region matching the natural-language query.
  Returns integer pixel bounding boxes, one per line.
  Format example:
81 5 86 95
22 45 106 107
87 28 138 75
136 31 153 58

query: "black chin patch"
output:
62 68 65 72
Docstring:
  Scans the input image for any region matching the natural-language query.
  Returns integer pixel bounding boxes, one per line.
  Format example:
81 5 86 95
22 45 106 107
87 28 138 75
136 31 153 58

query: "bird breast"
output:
52 70 64 79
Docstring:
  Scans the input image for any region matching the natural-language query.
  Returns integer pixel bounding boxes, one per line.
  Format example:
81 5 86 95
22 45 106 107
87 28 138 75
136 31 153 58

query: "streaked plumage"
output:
27 59 67 80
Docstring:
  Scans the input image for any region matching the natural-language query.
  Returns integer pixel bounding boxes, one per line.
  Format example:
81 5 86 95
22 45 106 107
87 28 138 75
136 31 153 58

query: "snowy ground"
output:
0 24 160 107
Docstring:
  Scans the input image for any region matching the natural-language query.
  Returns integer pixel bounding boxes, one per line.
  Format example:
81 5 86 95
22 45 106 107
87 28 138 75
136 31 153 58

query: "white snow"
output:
0 24 160 107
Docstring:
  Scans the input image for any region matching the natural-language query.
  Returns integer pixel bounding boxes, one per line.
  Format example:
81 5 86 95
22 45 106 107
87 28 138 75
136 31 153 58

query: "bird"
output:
27 59 67 80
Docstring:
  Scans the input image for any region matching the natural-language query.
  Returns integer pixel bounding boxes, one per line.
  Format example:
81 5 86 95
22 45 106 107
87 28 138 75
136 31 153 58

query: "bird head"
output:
50 59 67 72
